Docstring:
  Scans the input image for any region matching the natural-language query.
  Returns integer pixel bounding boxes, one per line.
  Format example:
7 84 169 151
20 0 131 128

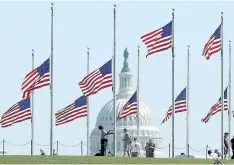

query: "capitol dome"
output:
89 48 163 157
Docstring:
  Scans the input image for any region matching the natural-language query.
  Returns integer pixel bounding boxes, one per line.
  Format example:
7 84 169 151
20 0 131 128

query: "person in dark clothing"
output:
231 136 234 159
53 149 57 155
95 150 102 156
98 125 113 156
148 139 155 158
145 142 149 157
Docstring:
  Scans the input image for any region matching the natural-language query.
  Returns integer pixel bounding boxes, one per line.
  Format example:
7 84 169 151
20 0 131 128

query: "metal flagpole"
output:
221 12 224 159
87 47 90 156
171 8 175 159
137 45 140 142
113 4 117 157
31 49 35 156
228 40 231 158
50 3 54 156
186 45 190 156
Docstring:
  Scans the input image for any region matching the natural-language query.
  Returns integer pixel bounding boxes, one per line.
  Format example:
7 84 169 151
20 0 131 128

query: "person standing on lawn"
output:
130 137 140 157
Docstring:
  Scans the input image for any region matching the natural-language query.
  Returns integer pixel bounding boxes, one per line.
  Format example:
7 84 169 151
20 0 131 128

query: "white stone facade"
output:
89 49 163 157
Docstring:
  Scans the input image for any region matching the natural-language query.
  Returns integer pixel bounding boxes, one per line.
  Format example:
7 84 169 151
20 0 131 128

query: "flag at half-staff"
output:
55 96 87 126
21 58 50 99
116 91 137 121
202 25 221 60
141 21 172 57
0 99 31 128
79 59 112 97
201 87 228 123
161 88 187 124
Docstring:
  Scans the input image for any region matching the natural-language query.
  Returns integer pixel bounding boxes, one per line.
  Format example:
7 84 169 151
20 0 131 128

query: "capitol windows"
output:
129 77 131 87
130 77 132 86
110 117 112 121
124 118 127 125
128 116 132 124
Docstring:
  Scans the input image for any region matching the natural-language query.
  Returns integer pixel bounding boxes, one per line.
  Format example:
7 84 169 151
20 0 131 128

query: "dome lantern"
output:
117 48 134 99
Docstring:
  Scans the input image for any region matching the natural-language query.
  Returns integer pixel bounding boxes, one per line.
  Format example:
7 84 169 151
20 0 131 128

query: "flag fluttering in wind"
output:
202 25 221 60
201 87 228 123
1 99 31 128
161 88 187 124
79 59 112 97
141 21 172 57
55 96 87 126
116 91 137 121
21 58 50 99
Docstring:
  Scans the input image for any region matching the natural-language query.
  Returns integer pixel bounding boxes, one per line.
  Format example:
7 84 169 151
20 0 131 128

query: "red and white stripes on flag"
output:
201 87 228 123
55 96 87 126
117 91 137 121
1 99 31 128
141 21 172 57
201 101 228 123
21 58 50 99
79 60 112 97
202 25 221 60
161 88 187 124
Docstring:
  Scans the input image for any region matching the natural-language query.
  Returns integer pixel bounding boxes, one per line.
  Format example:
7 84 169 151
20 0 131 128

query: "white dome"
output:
95 98 160 134
89 49 163 156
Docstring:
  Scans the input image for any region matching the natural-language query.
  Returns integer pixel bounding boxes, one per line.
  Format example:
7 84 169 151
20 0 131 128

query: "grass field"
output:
0 156 234 164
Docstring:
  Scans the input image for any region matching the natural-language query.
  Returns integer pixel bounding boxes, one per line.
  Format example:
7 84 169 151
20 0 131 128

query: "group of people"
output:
223 132 234 159
97 125 156 157
122 128 156 157
207 132 234 160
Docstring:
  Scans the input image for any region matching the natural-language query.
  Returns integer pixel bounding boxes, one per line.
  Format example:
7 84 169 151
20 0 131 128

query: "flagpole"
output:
113 4 117 157
171 8 175 158
221 12 224 159
31 49 34 156
50 3 54 156
87 47 90 156
137 45 140 143
228 40 231 158
186 45 190 156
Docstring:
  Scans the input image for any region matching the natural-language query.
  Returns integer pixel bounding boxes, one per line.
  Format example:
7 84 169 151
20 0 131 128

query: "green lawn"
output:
0 156 234 164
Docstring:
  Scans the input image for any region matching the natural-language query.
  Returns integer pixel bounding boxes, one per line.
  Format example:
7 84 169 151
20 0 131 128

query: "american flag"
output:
116 91 137 121
55 96 87 126
141 21 172 57
21 58 50 99
202 25 221 60
79 59 112 97
201 87 228 123
161 88 187 124
1 99 31 128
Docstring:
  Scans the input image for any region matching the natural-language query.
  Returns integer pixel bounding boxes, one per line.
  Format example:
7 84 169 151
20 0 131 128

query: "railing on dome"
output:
0 139 221 158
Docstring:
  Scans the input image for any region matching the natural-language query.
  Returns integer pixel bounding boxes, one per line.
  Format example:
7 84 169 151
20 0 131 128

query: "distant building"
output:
89 48 163 157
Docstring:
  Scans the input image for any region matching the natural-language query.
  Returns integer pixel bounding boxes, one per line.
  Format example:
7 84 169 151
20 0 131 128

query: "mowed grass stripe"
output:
0 156 234 164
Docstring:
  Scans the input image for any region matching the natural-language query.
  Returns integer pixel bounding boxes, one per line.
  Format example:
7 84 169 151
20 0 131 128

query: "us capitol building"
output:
89 48 163 157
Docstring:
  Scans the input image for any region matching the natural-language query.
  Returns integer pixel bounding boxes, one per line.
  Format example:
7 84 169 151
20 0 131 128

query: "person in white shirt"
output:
130 137 140 157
